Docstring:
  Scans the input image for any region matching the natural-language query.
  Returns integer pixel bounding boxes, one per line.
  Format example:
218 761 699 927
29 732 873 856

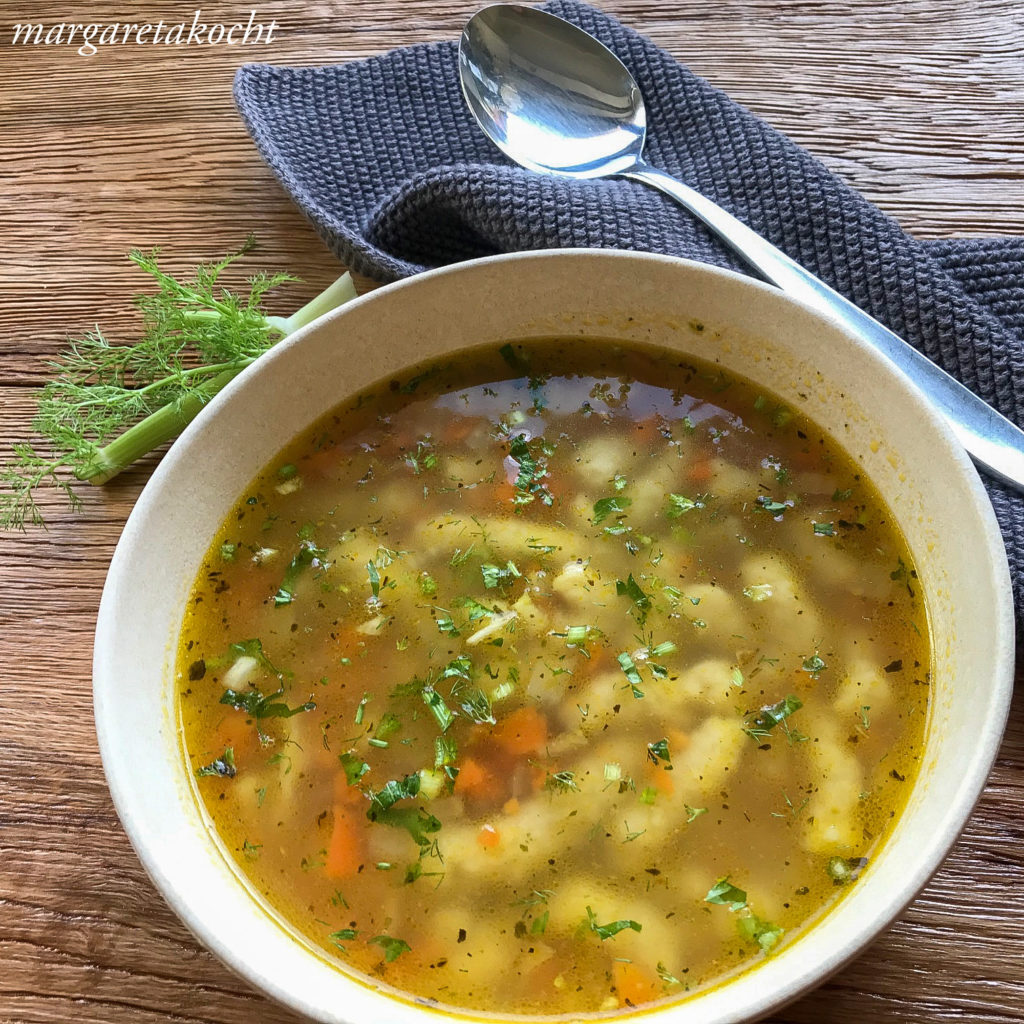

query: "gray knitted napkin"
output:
233 0 1024 616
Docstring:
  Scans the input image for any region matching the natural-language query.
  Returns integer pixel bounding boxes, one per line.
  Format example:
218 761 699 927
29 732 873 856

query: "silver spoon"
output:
458 2 1024 492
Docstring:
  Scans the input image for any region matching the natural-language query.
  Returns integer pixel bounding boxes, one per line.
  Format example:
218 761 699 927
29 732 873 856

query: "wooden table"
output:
2 1 1022 1021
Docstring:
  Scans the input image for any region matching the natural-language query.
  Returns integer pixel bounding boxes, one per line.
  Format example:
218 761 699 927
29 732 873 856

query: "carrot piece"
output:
502 797 521 816
477 824 501 849
688 457 714 483
490 706 548 756
646 761 675 796
333 771 366 806
213 712 258 762
613 961 660 1007
325 803 364 878
455 756 501 799
667 727 690 752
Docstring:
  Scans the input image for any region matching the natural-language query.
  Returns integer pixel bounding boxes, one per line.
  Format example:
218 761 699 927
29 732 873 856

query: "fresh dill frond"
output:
0 239 357 530
0 443 82 530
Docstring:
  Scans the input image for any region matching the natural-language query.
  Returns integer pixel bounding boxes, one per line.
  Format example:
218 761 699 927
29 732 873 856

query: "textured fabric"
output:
233 0 1024 617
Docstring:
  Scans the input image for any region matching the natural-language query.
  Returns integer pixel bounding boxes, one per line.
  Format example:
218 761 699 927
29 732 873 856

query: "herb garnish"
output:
405 437 437 474
586 905 642 940
704 878 747 911
507 433 554 507
422 685 456 732
1 239 356 530
827 856 868 885
371 934 411 962
328 927 358 951
592 495 632 526
801 654 827 677
755 495 788 516
220 687 315 720
617 651 645 698
666 493 705 517
195 747 236 778
737 913 784 952
274 540 328 605
646 738 672 766
339 751 370 786
457 687 496 725
481 561 521 589
743 695 802 740
616 574 651 623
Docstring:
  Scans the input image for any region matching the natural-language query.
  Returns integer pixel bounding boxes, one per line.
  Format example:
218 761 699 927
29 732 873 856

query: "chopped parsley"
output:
481 560 521 589
616 574 651 623
592 495 632 526
666 493 704 517
827 855 868 885
422 685 456 732
743 695 803 740
737 912 784 952
801 654 827 677
195 747 236 778
328 927 358 951
274 540 328 606
656 962 681 985
457 687 496 725
371 934 411 962
405 438 437 474
368 773 422 813
225 637 280 676
526 537 557 554
366 774 442 845
507 433 554 507
219 686 315 720
585 905 642 940
339 751 370 786
646 738 671 766
434 609 460 637
755 495 788 516
366 559 381 599
617 651 644 698
704 878 747 911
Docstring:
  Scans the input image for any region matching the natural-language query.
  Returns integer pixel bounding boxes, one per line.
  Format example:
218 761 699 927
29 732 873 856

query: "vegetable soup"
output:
176 338 929 1016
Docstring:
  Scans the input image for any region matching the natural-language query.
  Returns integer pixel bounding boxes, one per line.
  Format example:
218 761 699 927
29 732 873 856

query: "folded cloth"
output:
233 0 1024 617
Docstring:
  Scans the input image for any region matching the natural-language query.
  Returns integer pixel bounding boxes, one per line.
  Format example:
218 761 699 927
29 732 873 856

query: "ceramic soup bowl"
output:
94 249 1013 1023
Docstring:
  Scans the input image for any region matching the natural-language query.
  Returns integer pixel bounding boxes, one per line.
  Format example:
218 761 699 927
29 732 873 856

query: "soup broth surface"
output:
177 338 929 1016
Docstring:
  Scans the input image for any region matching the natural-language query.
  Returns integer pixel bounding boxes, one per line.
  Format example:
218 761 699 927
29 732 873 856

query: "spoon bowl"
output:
459 4 644 176
458 2 1024 491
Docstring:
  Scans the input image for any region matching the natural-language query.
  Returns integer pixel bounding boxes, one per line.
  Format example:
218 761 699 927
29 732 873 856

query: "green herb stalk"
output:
1 238 358 529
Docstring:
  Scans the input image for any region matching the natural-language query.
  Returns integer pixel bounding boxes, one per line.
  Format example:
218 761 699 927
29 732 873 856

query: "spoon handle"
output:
625 161 1024 493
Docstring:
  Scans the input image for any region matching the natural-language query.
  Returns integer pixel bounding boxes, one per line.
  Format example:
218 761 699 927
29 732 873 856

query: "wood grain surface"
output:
1 1 1022 1022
